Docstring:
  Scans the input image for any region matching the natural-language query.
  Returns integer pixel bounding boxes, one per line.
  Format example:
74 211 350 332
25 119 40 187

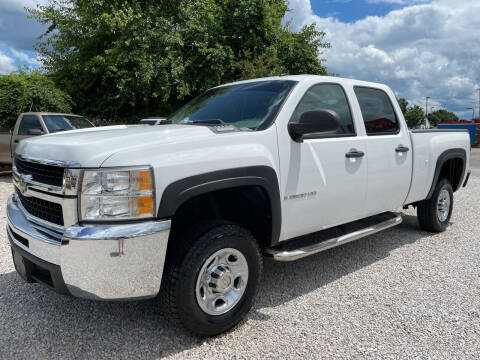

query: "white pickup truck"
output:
6 75 470 336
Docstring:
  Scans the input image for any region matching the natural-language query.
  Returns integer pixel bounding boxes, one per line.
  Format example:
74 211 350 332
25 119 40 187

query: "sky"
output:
0 0 479 119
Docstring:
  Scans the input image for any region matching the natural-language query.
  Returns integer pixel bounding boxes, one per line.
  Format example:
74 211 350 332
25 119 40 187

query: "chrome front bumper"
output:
7 193 171 300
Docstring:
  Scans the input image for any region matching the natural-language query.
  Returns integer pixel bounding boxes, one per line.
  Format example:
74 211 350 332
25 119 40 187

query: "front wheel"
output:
162 223 263 336
417 178 453 232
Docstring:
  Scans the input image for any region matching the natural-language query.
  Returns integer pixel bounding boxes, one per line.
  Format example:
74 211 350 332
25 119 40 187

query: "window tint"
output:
18 115 43 135
293 84 355 137
169 80 297 130
354 87 399 135
42 115 94 132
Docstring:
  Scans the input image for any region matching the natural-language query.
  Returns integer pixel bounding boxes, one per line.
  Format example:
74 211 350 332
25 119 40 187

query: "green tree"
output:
28 0 330 123
404 105 425 129
427 109 459 127
397 98 408 115
397 98 430 128
278 24 329 75
0 69 72 129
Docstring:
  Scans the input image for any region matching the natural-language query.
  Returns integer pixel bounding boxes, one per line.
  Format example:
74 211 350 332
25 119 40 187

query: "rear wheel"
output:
417 178 453 232
162 222 263 336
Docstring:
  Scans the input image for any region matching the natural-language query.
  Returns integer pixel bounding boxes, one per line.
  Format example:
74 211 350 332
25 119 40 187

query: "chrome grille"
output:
15 188 64 226
14 157 64 187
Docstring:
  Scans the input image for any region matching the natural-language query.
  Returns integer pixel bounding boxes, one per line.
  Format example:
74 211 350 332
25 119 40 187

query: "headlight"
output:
80 167 155 221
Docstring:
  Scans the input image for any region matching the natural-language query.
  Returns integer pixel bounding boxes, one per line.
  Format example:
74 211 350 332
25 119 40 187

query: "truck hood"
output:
16 125 217 167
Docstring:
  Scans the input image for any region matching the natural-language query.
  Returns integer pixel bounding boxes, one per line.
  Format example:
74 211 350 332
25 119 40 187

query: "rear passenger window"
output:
293 84 355 138
354 87 399 135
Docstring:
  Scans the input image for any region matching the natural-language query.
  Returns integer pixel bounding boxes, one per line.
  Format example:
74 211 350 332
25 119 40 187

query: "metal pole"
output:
467 108 473 121
425 96 430 127
477 88 480 120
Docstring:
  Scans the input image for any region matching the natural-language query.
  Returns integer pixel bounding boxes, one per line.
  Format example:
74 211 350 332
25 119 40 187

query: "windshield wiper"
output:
50 128 70 133
189 119 226 125
178 119 241 130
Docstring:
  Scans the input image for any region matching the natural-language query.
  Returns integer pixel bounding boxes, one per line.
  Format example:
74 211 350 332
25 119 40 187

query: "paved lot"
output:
1 166 479 359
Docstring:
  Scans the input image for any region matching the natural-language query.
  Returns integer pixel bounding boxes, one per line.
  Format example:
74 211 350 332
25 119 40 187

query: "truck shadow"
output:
0 214 431 359
255 214 426 310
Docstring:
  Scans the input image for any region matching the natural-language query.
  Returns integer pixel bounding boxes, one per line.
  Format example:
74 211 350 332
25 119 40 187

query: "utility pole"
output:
477 88 480 121
425 96 430 128
467 107 474 121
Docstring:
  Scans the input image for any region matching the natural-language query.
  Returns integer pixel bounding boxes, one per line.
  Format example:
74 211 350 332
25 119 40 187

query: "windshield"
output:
42 115 94 132
168 80 297 130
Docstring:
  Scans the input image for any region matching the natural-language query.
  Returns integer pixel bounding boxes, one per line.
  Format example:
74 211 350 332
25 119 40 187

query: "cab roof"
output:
217 74 391 91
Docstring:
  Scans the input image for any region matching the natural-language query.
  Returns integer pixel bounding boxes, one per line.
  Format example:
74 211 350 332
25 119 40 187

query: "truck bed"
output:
405 129 470 205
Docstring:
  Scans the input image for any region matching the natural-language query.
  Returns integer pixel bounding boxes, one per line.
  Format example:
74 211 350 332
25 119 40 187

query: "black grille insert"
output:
15 158 64 187
9 227 29 247
16 188 64 226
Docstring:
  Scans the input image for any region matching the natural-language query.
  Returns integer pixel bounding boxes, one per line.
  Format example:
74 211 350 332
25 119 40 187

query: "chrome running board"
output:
265 212 402 262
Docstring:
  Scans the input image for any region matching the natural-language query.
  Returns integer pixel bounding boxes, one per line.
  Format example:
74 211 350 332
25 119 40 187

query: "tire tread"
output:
161 221 262 336
417 178 453 233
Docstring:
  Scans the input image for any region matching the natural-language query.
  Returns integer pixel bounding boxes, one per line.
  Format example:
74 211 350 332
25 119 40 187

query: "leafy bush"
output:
0 69 72 129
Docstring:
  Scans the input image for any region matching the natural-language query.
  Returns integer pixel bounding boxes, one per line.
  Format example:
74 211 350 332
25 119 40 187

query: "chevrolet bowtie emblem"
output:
17 176 28 194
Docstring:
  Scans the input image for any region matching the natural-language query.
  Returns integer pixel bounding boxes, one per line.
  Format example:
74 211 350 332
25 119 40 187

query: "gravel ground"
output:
470 147 480 177
1 169 480 359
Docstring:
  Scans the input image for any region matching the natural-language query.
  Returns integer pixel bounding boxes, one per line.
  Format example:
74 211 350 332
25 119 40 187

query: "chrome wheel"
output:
195 248 249 316
437 188 451 222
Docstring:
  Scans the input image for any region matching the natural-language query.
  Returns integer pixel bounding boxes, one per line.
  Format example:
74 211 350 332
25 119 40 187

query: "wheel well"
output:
438 157 464 191
169 186 273 250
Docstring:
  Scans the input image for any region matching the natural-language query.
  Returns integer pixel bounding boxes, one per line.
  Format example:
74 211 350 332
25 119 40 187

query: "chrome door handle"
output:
345 149 365 158
395 145 410 153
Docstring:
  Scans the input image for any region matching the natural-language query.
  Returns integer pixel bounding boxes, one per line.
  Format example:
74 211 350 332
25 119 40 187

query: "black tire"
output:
417 178 453 232
161 222 263 336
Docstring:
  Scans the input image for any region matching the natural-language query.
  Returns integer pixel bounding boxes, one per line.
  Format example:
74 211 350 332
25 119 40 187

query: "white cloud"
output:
365 0 429 4
287 0 480 119
0 0 47 12
0 0 45 73
0 50 16 74
10 48 41 66
0 0 47 51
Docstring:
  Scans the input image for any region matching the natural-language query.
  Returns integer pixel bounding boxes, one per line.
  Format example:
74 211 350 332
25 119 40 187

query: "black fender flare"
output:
157 166 281 246
426 148 466 200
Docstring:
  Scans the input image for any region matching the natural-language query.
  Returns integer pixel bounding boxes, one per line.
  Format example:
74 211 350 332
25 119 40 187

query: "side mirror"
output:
288 109 340 142
27 128 44 135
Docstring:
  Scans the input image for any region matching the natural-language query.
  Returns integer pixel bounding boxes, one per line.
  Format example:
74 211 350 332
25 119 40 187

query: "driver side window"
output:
293 84 355 138
18 115 43 135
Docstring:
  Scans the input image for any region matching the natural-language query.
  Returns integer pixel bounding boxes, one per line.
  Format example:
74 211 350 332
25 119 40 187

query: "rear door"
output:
353 86 412 213
11 114 46 155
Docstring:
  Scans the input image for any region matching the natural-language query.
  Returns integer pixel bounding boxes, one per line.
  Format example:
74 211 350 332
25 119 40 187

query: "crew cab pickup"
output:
6 75 470 336
0 112 94 166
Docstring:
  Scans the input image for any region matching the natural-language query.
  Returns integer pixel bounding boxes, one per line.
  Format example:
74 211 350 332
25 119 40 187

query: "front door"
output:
279 83 368 241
